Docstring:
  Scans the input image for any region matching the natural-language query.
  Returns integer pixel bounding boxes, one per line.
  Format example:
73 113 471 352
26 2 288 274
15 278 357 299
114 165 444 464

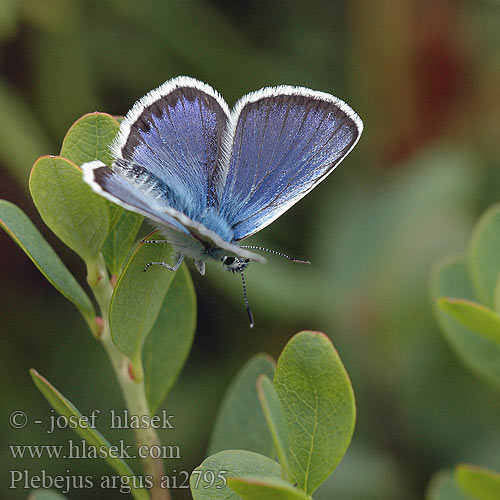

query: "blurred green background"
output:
2 1 500 499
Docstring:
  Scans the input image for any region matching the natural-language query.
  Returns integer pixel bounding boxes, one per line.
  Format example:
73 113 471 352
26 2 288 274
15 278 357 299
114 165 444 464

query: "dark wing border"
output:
111 75 230 160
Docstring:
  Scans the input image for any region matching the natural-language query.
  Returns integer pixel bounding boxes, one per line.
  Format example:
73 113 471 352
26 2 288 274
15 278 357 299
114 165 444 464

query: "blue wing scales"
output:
219 88 363 240
82 78 361 267
111 76 230 220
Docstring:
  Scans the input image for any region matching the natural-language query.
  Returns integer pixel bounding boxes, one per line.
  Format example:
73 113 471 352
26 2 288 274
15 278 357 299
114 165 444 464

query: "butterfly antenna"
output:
240 245 311 264
240 269 254 328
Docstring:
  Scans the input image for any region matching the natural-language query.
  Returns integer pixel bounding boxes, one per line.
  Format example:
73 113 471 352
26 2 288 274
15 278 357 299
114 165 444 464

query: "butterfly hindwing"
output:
83 161 266 263
218 86 363 241
82 160 189 233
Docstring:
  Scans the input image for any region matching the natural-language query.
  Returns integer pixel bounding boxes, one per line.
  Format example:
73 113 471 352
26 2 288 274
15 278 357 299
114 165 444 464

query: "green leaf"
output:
438 298 500 346
456 464 500 500
0 200 95 322
431 255 500 389
257 375 290 479
102 210 143 276
29 156 109 262
109 237 176 378
426 470 473 500
60 112 119 168
190 450 281 500
208 354 276 458
143 263 196 413
60 113 123 234
28 490 69 500
228 477 312 500
107 203 124 236
274 331 356 494
468 204 500 309
30 369 148 500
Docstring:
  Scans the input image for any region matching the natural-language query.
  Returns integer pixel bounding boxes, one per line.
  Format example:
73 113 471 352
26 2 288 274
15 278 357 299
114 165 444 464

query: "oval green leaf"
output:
29 156 109 261
190 450 281 500
60 112 119 168
468 204 500 309
257 375 290 479
228 477 312 500
208 354 276 458
456 464 500 500
109 237 177 377
0 200 94 321
60 113 122 233
274 331 356 495
438 298 500 346
431 255 500 389
143 262 196 413
30 369 148 500
102 210 143 277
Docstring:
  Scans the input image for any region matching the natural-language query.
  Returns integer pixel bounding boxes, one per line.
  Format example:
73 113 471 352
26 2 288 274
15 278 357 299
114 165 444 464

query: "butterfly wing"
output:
218 86 363 240
82 76 266 263
82 160 191 233
111 76 230 216
83 161 266 263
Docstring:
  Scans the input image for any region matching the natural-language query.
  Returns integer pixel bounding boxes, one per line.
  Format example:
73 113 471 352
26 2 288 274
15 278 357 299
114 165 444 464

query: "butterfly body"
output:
83 76 362 274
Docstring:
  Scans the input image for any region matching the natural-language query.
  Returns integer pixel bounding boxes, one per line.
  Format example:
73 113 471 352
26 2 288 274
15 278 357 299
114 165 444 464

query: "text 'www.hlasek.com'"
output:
8 408 227 494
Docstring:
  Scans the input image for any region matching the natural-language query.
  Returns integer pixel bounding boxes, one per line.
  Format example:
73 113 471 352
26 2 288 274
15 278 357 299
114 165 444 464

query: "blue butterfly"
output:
83 76 363 326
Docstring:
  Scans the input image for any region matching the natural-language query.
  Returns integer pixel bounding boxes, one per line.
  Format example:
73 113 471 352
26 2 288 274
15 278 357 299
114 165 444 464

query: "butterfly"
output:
82 76 363 326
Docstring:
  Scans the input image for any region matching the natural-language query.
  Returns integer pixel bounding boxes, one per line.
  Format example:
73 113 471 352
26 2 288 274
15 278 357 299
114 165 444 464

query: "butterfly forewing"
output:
112 77 229 217
219 88 362 240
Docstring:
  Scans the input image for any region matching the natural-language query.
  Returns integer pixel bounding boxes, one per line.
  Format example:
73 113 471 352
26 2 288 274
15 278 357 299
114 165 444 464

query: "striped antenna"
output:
240 245 310 264
239 270 254 328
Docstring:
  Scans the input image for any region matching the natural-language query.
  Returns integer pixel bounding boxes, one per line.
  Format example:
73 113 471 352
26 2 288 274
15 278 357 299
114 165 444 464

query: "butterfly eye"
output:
222 256 235 266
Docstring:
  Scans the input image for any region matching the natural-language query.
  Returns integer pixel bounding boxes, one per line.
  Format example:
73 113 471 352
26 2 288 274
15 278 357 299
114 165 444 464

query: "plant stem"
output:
87 254 171 500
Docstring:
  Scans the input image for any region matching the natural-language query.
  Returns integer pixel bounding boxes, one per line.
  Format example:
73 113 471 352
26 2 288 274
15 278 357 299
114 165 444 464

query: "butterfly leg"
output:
194 260 206 276
143 254 184 272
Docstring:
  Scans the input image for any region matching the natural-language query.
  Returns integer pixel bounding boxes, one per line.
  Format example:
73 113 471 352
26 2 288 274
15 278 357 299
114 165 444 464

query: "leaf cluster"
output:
428 204 500 499
1 113 196 499
2 113 356 500
191 331 355 500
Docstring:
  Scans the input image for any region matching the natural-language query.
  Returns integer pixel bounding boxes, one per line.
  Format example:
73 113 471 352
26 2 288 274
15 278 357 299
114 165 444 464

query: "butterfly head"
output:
221 255 250 273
